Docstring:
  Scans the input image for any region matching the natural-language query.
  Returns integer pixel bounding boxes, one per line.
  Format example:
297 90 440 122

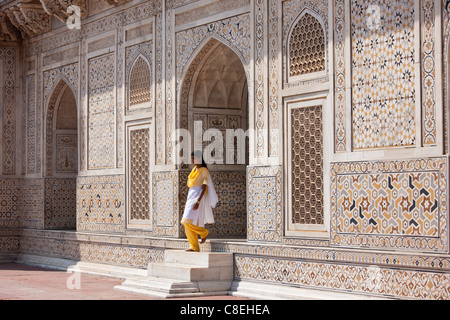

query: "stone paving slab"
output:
0 263 248 301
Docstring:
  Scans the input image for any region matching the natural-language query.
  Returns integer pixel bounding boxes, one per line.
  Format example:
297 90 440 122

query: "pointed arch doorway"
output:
180 39 249 238
44 80 78 230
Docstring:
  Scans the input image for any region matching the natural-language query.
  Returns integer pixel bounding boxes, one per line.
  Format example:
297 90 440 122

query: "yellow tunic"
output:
187 167 210 188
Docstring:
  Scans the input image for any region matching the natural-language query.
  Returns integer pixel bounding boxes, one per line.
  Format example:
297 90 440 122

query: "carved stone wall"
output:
3 0 449 300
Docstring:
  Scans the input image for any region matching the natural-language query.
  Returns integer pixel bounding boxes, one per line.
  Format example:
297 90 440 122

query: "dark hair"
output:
191 151 208 168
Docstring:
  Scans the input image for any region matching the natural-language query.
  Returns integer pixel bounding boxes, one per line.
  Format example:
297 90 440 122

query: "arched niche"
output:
178 39 250 238
44 80 78 231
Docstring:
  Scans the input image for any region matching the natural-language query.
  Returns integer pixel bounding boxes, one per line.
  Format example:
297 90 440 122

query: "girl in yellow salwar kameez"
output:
182 151 218 252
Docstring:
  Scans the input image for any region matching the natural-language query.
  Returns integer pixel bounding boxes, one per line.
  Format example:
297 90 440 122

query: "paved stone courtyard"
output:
0 263 247 300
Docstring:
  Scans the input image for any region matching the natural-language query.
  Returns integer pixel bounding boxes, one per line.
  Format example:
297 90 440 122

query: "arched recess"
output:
178 38 249 238
44 79 78 230
287 10 326 81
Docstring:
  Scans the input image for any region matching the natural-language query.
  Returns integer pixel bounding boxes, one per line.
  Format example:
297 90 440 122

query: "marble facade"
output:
0 0 449 299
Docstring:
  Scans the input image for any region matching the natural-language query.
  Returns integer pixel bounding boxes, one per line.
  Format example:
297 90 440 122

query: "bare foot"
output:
200 236 208 244
185 249 196 252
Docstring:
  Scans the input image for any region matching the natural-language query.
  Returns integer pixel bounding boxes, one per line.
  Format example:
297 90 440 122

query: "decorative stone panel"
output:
88 53 115 170
351 0 416 149
331 157 449 253
247 166 282 242
0 179 19 236
26 74 36 174
56 135 78 173
44 179 76 230
77 175 125 233
20 179 45 229
0 48 16 175
234 254 450 300
0 230 19 255
333 0 347 152
152 171 179 237
20 231 164 269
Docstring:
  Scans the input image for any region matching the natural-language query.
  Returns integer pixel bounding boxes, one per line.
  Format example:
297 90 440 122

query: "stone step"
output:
116 250 234 298
114 277 232 299
117 277 200 295
164 250 233 268
148 262 233 282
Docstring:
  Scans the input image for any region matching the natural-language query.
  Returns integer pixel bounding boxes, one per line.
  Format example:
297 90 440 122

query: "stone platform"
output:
115 250 234 298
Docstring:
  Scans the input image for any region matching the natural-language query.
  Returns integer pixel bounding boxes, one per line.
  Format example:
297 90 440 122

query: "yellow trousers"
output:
182 221 209 252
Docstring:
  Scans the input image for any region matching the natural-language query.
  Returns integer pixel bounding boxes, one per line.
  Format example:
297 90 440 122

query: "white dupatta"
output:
204 175 218 224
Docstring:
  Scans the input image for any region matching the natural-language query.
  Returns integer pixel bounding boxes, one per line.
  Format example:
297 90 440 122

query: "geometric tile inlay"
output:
351 0 416 149
27 74 36 174
88 53 115 169
152 171 179 237
331 157 449 253
235 254 450 300
0 179 19 229
45 179 76 230
1 48 16 175
77 175 125 233
248 166 282 243
337 173 438 236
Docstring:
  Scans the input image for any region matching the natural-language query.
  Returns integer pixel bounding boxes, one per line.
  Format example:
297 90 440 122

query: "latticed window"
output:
129 57 151 108
129 128 150 222
291 105 324 225
289 13 325 77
